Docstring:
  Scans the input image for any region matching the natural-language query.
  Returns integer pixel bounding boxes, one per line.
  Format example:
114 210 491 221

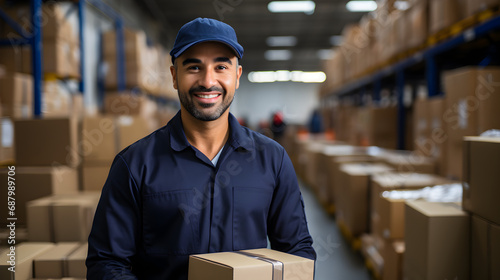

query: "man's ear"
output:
235 65 243 89
170 65 178 90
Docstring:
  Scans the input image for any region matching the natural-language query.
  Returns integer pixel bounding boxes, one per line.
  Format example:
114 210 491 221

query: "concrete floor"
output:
299 181 372 280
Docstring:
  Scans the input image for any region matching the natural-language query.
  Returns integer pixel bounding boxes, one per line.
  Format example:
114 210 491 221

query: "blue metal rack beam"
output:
31 0 43 117
79 0 86 95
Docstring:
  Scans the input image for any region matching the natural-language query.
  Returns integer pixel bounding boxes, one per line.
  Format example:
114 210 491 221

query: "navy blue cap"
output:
170 18 244 64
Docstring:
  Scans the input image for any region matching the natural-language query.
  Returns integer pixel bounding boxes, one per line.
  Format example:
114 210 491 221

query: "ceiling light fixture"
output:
264 50 293 61
346 0 377 12
268 1 316 14
248 70 326 83
266 36 298 47
394 1 410 10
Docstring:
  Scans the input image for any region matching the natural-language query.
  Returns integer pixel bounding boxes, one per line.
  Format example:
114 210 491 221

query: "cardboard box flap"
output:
405 200 465 217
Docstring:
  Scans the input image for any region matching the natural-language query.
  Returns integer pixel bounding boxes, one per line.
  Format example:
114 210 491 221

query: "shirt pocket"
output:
142 189 200 255
233 186 273 251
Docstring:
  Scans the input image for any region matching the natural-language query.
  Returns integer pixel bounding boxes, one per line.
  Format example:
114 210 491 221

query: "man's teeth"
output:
197 94 219 99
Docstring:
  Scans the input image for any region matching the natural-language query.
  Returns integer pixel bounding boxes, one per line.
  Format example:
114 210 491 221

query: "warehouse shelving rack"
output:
0 0 86 117
325 11 500 150
0 0 179 118
87 0 180 109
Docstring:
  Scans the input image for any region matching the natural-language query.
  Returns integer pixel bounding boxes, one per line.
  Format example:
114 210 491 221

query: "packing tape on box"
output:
235 251 283 280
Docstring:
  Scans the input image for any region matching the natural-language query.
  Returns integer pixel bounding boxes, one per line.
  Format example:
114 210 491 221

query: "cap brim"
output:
173 39 243 60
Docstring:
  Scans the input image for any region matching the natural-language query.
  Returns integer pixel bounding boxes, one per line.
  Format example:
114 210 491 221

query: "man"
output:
86 18 316 279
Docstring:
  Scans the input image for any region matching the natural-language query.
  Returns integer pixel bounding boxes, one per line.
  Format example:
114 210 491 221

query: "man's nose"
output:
199 69 218 89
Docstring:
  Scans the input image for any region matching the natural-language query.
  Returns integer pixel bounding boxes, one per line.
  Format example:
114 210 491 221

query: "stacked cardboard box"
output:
466 0 500 17
31 242 87 279
0 242 55 280
79 111 152 191
382 240 404 280
405 0 429 50
337 163 393 236
463 137 500 279
356 106 398 149
42 80 83 119
430 0 467 35
26 192 100 242
103 28 167 95
442 67 500 179
0 3 80 77
404 201 469 279
322 146 380 210
412 97 447 175
14 118 80 167
32 242 81 279
0 167 78 226
0 72 33 118
8 118 80 227
369 173 456 279
379 149 437 174
370 173 453 241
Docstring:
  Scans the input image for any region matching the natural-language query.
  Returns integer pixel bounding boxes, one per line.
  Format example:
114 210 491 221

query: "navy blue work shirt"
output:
86 111 316 279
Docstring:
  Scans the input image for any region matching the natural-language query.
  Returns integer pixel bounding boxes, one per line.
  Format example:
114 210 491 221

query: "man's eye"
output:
188 66 200 70
217 65 227 70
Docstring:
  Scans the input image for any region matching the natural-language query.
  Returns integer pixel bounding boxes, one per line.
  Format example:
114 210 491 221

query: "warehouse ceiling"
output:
137 0 367 73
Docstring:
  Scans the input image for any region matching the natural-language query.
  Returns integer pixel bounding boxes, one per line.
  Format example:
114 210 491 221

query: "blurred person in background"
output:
270 110 286 144
308 108 323 137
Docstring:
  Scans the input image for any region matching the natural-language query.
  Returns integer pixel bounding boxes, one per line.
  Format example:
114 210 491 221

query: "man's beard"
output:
178 86 233 121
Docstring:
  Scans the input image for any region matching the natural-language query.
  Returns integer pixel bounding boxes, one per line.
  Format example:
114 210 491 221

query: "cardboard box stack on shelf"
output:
430 0 467 35
466 0 500 17
0 3 80 78
102 28 177 100
355 106 398 149
412 96 446 174
463 137 500 279
441 67 500 180
101 27 178 133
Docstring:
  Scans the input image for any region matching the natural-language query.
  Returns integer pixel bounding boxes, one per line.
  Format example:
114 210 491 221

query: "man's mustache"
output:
189 86 225 95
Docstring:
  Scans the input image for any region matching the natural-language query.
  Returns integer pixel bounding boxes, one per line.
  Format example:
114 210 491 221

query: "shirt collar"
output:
169 110 253 152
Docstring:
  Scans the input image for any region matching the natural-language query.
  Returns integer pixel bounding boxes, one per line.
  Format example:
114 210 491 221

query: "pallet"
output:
364 259 382 280
337 220 362 251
